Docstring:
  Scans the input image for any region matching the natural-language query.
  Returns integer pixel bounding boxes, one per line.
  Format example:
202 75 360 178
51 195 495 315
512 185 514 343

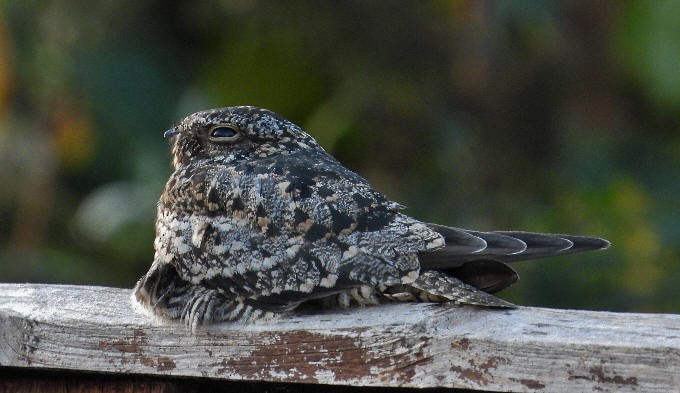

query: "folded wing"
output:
419 224 610 293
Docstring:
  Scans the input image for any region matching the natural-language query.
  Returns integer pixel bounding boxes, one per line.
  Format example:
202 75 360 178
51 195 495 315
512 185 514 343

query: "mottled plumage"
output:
132 106 609 329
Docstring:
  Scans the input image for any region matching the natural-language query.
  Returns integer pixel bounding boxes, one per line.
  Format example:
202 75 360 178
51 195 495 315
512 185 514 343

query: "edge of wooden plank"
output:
1 283 679 392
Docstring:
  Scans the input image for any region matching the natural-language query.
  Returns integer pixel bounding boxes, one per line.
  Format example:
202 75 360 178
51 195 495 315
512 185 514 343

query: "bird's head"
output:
165 106 324 169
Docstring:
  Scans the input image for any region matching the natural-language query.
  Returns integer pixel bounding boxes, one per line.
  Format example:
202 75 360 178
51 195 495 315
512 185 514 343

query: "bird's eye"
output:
209 126 240 141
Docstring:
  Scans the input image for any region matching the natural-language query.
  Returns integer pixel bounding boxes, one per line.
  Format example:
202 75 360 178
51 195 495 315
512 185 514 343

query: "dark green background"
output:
1 1 678 313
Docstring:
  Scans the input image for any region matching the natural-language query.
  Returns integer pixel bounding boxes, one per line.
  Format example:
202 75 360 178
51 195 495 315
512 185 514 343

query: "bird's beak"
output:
164 128 180 138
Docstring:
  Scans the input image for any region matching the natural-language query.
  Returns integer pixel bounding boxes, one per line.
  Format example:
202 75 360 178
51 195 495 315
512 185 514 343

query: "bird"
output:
132 106 609 329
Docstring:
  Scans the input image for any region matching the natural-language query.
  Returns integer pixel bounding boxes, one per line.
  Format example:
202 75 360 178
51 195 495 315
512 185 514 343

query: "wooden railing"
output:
1 283 679 392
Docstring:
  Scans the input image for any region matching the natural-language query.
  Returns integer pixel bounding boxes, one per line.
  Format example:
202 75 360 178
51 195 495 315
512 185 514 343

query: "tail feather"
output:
445 260 518 294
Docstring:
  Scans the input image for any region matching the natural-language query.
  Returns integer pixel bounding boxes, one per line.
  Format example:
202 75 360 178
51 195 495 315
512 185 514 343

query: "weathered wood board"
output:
0 283 679 392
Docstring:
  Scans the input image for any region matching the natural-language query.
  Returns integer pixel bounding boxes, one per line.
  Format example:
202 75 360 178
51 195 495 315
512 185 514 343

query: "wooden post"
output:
1 283 679 392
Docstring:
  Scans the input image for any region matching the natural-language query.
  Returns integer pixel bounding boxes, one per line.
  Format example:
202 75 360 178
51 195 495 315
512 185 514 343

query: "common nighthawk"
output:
133 106 609 329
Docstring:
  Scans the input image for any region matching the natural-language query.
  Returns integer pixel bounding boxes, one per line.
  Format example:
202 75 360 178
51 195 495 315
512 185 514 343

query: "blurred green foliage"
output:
0 1 678 312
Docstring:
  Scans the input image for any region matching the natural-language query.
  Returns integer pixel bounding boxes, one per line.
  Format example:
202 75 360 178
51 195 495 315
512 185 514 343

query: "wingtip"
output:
466 230 528 256
426 223 488 254
563 235 611 251
550 238 570 252
596 237 611 250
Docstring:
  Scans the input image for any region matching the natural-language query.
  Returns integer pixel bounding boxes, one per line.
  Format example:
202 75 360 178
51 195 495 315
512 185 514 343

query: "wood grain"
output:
0 283 679 392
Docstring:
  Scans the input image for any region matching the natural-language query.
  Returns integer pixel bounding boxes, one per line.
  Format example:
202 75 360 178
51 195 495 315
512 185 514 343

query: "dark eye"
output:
210 126 238 138
209 126 239 141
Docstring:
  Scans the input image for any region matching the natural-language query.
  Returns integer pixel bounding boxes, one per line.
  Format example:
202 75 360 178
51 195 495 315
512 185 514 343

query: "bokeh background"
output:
0 1 678 313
